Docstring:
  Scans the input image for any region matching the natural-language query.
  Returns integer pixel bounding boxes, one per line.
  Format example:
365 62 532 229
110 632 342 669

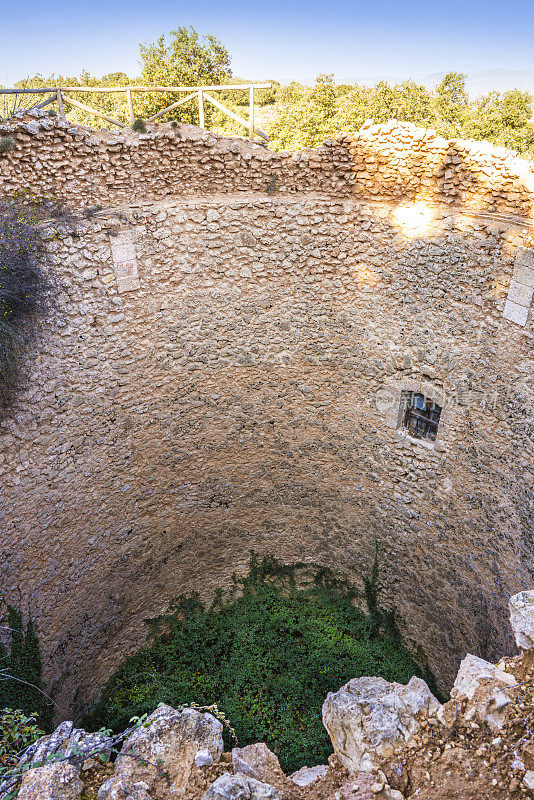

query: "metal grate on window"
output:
400 391 442 441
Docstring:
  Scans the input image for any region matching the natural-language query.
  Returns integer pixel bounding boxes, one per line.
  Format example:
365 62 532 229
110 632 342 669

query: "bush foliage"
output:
268 73 534 155
0 709 44 773
0 604 52 728
85 554 436 773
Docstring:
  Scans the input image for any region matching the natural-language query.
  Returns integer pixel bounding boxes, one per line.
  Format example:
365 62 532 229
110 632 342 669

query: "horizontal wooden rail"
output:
0 83 271 141
0 84 271 94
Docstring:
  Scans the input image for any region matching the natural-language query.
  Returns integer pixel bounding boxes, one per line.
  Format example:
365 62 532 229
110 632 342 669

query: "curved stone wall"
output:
0 117 533 719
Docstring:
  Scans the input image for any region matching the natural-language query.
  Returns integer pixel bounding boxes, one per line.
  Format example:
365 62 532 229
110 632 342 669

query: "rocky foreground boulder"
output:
437 653 518 732
202 773 280 800
98 705 223 800
3 588 534 800
16 721 113 770
322 675 440 773
17 763 82 800
287 765 327 787
509 591 534 651
232 743 285 787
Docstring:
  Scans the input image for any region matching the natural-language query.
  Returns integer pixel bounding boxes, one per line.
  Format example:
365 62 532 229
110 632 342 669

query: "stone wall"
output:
1 111 534 217
0 116 533 719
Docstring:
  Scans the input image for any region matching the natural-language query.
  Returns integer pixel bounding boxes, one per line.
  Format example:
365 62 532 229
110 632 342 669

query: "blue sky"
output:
2 0 534 86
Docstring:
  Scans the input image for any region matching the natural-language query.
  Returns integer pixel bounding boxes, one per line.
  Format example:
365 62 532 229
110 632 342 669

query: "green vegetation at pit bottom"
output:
84 553 439 774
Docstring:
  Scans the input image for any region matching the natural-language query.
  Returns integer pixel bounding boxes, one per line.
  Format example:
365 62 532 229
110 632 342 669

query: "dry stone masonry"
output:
0 111 533 719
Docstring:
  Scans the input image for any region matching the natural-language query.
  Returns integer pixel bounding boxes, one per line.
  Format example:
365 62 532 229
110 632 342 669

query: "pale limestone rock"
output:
524 770 534 791
509 591 534 650
231 743 283 784
111 705 223 799
202 772 279 800
438 653 517 731
17 721 113 770
383 789 404 800
322 676 440 772
17 762 82 800
195 749 215 767
288 765 327 786
451 654 517 699
97 777 152 800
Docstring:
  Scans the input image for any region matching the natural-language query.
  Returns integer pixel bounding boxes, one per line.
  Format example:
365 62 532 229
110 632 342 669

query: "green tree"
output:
135 27 232 124
432 72 469 134
269 75 339 150
464 89 534 158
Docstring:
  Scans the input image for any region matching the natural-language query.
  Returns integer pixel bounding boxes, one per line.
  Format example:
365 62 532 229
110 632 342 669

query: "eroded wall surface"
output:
0 117 533 717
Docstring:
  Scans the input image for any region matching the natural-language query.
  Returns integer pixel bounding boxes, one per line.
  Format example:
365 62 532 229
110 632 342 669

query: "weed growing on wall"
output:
85 554 437 773
0 197 53 420
131 117 147 133
0 604 52 728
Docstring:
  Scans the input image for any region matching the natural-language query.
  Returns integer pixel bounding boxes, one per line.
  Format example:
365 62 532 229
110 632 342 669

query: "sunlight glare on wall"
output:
392 202 434 239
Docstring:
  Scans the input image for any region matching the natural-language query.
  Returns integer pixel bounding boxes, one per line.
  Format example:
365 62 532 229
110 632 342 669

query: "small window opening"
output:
399 391 442 442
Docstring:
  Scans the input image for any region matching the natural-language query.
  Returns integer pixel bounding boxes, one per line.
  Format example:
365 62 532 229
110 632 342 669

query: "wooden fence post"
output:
198 88 205 129
249 86 255 140
126 87 135 125
56 89 64 117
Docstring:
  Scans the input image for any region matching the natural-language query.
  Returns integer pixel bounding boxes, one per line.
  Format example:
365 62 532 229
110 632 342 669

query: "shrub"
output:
85 554 437 773
0 709 44 773
131 117 147 133
0 604 52 728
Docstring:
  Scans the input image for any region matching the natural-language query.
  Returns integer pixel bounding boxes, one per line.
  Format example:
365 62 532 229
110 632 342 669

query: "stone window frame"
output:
380 377 453 448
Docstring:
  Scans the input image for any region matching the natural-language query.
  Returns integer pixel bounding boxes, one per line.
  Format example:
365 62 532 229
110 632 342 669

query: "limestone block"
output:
17 762 82 800
114 706 223 799
524 770 534 791
438 653 517 731
503 299 529 326
17 721 113 770
322 675 440 773
110 232 141 293
508 280 534 307
288 765 328 786
97 777 152 800
195 749 215 767
202 773 280 800
515 248 534 274
232 743 283 784
509 591 534 650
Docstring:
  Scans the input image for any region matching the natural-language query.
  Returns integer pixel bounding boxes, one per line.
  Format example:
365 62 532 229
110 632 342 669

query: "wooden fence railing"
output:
0 84 271 140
